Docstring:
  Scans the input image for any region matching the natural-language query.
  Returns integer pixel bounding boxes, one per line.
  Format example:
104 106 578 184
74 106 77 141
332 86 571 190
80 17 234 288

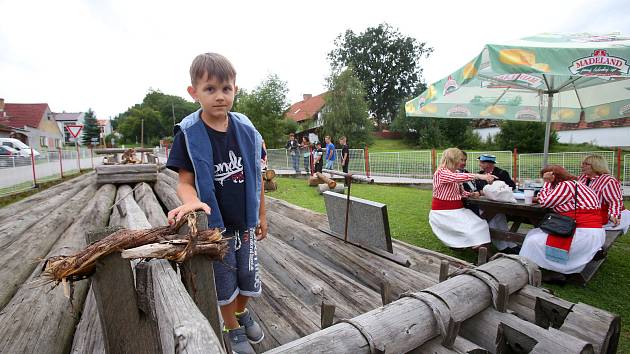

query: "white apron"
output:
519 227 605 274
604 209 630 234
429 208 491 248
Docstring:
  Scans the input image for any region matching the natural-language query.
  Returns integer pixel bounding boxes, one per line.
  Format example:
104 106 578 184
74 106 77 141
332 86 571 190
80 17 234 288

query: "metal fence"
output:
624 154 630 187
517 151 615 181
0 148 98 197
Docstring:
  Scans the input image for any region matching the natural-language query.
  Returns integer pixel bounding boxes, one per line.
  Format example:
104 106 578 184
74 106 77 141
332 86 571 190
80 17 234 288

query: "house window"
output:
40 136 47 147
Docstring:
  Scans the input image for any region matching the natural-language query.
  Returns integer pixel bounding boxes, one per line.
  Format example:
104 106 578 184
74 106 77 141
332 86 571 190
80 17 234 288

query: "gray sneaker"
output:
236 309 265 344
227 326 255 354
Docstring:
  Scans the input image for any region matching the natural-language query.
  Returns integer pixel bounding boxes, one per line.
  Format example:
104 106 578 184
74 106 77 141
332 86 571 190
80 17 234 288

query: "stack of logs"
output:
263 169 277 191
0 166 620 353
308 172 344 194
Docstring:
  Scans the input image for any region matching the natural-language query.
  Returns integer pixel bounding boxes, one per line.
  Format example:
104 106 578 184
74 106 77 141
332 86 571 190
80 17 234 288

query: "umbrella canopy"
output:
405 33 630 164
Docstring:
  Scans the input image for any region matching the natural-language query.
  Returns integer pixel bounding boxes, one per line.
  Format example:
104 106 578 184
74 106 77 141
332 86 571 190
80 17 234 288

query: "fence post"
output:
165 144 169 159
617 147 622 180
431 148 437 174
310 145 315 176
90 147 94 169
30 147 37 188
364 145 370 178
59 147 64 179
76 143 81 172
513 148 518 184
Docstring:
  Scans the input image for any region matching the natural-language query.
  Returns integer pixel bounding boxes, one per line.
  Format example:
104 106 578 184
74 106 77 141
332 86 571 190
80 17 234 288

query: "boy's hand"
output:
255 218 268 241
167 201 211 225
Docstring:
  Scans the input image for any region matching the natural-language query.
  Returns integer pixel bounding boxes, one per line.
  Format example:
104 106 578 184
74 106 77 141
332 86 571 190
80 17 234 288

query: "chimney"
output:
303 94 312 101
0 98 4 118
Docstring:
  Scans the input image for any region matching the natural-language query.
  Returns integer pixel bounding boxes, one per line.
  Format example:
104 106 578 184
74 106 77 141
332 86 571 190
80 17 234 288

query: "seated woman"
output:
519 165 604 275
429 148 495 248
579 155 630 234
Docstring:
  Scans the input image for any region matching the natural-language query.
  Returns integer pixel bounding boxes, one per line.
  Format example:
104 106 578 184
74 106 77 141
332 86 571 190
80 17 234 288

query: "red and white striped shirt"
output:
432 167 475 200
538 180 600 213
578 174 624 219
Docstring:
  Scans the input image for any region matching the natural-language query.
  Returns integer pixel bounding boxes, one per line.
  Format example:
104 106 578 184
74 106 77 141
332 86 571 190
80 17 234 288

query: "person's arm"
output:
537 180 572 208
343 150 348 165
601 176 623 225
167 169 211 223
500 170 516 189
256 174 267 240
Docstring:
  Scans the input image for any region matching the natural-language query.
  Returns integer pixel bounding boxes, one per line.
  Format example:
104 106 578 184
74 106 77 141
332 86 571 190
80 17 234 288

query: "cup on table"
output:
524 189 534 204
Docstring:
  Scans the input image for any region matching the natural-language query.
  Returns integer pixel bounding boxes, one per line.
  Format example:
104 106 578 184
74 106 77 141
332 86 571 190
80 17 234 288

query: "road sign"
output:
66 125 83 138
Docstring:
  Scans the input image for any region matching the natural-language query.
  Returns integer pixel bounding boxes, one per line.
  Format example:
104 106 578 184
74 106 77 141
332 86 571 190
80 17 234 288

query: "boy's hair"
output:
316 142 322 146
325 135 331 141
190 53 236 86
340 136 347 142
289 133 295 137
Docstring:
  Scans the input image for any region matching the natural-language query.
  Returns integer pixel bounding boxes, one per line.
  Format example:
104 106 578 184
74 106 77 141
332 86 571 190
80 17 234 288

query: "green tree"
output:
236 74 290 148
496 121 558 153
322 68 373 147
81 108 101 146
328 23 432 128
117 107 162 146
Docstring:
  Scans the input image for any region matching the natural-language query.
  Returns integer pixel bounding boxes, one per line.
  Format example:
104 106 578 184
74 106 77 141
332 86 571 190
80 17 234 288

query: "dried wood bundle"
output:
42 213 228 283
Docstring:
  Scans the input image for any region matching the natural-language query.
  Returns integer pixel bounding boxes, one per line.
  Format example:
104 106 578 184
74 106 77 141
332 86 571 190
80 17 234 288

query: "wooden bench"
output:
568 229 625 285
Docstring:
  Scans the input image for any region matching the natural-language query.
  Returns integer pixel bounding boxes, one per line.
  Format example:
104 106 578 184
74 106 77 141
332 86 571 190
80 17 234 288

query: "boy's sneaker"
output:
236 309 265 344
227 327 255 354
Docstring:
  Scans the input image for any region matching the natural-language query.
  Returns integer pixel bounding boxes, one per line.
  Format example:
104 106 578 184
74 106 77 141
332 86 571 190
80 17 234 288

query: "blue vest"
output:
175 110 262 229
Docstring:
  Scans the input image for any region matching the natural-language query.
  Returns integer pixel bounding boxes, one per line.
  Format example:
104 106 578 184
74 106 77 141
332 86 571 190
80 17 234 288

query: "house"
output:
2 101 64 150
54 112 85 144
285 93 328 137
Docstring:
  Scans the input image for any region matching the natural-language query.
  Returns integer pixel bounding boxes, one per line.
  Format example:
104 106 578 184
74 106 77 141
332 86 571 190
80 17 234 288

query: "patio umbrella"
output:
405 32 630 165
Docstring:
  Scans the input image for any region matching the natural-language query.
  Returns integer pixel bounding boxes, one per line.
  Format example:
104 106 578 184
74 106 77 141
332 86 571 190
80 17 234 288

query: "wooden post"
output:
76 143 81 172
87 229 162 354
431 148 437 174
30 147 37 188
58 147 64 178
320 303 336 329
90 147 94 169
179 212 224 347
513 147 518 183
477 247 488 266
439 260 449 282
380 280 392 306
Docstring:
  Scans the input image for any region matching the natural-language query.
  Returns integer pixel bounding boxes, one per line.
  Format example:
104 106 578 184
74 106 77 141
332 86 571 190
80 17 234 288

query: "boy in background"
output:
324 135 336 170
339 136 349 173
166 53 266 354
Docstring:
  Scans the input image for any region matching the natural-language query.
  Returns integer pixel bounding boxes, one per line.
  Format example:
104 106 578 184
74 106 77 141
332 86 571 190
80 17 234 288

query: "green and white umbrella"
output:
405 32 630 165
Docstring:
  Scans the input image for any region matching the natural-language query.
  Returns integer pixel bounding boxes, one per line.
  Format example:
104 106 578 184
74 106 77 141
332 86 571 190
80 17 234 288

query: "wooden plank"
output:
70 287 106 354
134 182 168 227
137 259 225 354
410 335 489 354
96 164 158 175
153 178 182 211
0 184 116 354
94 148 154 154
319 228 410 267
96 172 157 185
570 230 623 285
0 183 97 309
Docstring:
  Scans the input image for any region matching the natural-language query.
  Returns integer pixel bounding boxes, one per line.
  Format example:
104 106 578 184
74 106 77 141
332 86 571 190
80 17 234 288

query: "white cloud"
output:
1 0 628 119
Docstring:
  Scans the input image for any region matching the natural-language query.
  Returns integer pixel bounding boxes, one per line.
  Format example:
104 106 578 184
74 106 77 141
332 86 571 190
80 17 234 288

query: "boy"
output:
313 141 324 173
339 136 349 173
285 133 300 172
166 53 266 354
324 135 336 170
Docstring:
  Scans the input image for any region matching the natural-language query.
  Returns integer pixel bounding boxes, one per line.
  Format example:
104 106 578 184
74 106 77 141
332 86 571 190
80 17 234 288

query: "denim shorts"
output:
213 228 262 306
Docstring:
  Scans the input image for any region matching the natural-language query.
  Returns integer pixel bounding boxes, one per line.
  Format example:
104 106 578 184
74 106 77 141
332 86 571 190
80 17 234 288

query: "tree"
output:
496 121 558 153
328 23 432 128
322 68 373 147
236 74 290 148
81 109 100 146
116 107 162 146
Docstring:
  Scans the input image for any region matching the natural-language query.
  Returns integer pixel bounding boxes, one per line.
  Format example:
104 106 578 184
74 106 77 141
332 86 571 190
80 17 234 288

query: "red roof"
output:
4 103 50 128
286 93 327 122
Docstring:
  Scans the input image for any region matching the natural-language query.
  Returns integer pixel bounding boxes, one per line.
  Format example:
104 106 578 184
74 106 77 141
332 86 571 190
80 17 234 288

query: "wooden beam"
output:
94 148 154 154
320 303 336 329
96 164 158 175
134 182 168 227
153 178 182 211
96 172 157 185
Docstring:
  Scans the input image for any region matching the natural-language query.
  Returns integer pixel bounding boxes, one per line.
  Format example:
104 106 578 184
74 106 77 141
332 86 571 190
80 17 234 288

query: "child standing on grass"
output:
166 52 266 354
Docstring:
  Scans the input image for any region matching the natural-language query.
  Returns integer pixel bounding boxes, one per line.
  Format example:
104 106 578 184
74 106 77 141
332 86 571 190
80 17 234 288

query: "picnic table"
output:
464 197 548 244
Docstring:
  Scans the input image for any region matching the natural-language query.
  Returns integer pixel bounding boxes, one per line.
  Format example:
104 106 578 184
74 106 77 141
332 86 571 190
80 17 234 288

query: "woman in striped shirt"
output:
579 155 629 234
519 165 604 275
429 148 496 248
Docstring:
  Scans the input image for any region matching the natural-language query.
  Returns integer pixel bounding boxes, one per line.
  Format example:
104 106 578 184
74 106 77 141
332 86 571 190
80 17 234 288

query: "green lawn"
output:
267 176 630 352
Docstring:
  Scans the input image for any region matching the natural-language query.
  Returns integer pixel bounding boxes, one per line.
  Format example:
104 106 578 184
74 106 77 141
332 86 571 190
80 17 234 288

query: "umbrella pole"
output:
542 92 554 167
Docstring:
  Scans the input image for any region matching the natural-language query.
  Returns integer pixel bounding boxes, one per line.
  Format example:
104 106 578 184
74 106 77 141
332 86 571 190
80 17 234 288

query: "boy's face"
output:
339 138 346 145
187 73 237 121
325 137 330 143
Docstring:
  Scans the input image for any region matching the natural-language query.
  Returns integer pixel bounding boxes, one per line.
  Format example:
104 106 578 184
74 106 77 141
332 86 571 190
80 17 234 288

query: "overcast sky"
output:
1 0 628 119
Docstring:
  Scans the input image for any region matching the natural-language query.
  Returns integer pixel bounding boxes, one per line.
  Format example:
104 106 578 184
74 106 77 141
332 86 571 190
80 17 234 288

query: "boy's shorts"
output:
325 160 334 169
213 228 262 306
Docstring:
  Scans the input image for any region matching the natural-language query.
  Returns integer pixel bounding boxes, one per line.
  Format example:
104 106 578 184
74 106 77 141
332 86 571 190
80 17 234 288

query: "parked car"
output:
0 138 40 158
0 145 21 167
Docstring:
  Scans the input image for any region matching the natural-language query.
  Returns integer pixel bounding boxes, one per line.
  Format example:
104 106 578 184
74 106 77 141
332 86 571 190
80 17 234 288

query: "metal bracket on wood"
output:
534 296 573 329
496 322 538 354
338 318 386 354
401 291 460 348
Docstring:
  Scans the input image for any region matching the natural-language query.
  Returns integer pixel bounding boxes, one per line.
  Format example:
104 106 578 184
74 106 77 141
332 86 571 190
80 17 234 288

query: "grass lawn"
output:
267 176 630 352
0 170 90 208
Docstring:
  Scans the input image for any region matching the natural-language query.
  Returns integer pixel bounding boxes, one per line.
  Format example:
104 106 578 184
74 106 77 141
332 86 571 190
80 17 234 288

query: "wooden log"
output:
96 164 158 175
134 182 168 227
460 307 594 353
267 256 534 354
410 335 489 354
264 169 276 181
0 184 116 354
508 285 620 354
137 259 225 353
317 183 344 195
308 175 325 186
162 166 180 181
94 148 154 154
0 171 94 224
266 210 435 298
0 174 95 249
71 288 106 354
96 172 158 185
154 178 182 211
0 182 97 310
264 179 277 191
315 172 336 188
158 171 179 189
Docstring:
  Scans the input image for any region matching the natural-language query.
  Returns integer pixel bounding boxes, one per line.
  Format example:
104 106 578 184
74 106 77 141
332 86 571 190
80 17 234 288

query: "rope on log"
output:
42 212 228 283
